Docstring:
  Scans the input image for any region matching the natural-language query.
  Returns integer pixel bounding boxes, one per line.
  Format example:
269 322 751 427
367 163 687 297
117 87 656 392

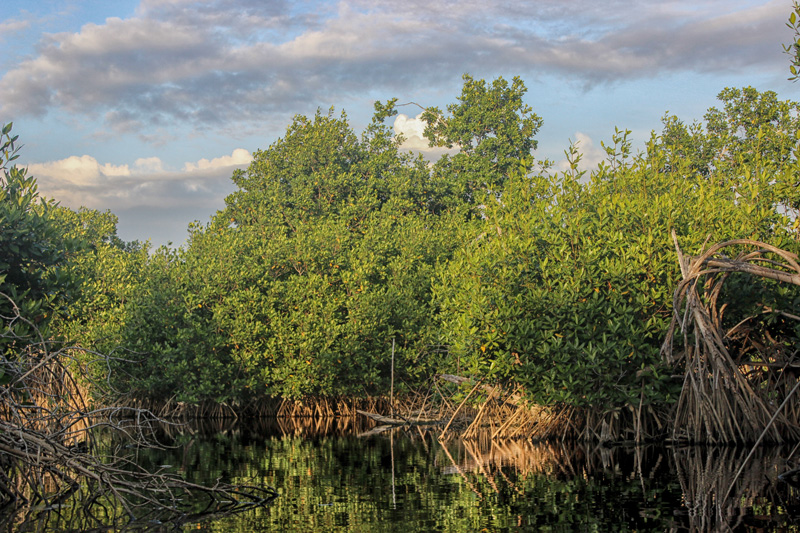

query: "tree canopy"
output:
3 75 797 441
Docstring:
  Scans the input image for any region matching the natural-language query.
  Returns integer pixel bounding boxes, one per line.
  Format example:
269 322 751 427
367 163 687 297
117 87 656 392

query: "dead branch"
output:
436 374 522 405
0 292 277 529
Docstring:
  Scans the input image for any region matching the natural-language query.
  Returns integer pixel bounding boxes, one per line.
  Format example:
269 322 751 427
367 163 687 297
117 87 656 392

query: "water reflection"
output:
3 417 798 531
135 418 800 531
673 446 799 531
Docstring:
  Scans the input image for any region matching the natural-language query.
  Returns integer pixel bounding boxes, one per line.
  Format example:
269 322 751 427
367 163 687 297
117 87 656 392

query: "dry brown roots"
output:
661 232 800 444
0 293 276 529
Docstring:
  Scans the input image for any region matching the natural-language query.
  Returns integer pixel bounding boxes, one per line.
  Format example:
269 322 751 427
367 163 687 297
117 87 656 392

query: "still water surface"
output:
133 417 800 531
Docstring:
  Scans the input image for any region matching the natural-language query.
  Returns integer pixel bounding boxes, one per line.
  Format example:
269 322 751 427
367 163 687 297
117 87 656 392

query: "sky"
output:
1 0 798 248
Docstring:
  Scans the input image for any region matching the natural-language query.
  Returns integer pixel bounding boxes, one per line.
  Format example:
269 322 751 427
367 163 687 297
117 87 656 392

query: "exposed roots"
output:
431 374 670 443
117 394 392 420
0 292 277 529
661 232 800 444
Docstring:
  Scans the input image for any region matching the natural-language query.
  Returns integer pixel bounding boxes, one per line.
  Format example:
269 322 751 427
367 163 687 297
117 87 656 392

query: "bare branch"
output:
0 291 277 528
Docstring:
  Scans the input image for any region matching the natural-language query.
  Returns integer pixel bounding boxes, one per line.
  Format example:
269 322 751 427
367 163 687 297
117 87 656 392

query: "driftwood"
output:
356 373 525 433
356 409 440 426
356 375 523 437
356 409 442 438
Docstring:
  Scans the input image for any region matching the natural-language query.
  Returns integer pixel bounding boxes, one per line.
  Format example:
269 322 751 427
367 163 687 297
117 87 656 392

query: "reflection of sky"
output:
1 0 798 248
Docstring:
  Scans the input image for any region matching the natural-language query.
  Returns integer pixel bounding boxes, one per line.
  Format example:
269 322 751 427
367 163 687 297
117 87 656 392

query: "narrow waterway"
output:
4 417 799 531
132 417 799 531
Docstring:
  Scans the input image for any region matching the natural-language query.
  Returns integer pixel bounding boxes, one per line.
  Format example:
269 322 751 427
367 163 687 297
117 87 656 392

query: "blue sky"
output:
1 0 798 247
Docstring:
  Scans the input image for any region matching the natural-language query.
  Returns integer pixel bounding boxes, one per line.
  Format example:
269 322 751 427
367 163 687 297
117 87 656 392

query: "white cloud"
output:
0 19 31 38
392 112 457 159
573 132 606 171
26 149 247 212
393 113 428 150
183 148 252 172
28 155 130 186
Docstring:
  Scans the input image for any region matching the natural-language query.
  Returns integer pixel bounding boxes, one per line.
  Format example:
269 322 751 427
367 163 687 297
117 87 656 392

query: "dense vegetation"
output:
2 73 799 437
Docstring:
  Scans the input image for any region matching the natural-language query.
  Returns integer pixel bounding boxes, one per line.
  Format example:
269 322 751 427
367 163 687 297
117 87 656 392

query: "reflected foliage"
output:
83 421 800 532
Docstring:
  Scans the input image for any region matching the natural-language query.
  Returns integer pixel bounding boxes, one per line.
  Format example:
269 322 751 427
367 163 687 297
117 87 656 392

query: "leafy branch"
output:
785 2 800 81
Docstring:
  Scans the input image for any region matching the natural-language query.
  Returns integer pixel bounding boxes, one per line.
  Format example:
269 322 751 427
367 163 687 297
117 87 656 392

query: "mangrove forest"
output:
1 71 800 528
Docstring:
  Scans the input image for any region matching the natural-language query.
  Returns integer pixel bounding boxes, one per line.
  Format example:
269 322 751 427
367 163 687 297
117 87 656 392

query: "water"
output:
4 417 799 531
133 418 799 531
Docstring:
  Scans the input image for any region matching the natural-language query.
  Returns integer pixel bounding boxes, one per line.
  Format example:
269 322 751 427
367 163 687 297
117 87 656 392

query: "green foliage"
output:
435 87 800 412
39 77 800 417
705 87 800 171
786 2 800 81
658 87 800 233
422 74 544 206
96 102 470 402
0 123 66 353
46 205 222 403
659 87 800 178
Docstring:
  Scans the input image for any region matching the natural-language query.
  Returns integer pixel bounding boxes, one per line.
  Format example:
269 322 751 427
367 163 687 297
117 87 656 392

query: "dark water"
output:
5 417 800 531
123 418 800 532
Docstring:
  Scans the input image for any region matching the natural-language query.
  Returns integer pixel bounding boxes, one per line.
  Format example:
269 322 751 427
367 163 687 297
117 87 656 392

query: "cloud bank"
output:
28 149 251 213
0 0 788 135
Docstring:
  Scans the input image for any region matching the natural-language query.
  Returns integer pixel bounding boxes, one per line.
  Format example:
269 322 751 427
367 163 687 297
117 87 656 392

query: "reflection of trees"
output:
16 412 797 531
671 446 797 531
438 434 799 531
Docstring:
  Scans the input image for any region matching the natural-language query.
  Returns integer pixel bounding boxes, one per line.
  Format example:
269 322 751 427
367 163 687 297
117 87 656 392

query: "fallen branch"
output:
356 409 440 426
0 292 277 528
